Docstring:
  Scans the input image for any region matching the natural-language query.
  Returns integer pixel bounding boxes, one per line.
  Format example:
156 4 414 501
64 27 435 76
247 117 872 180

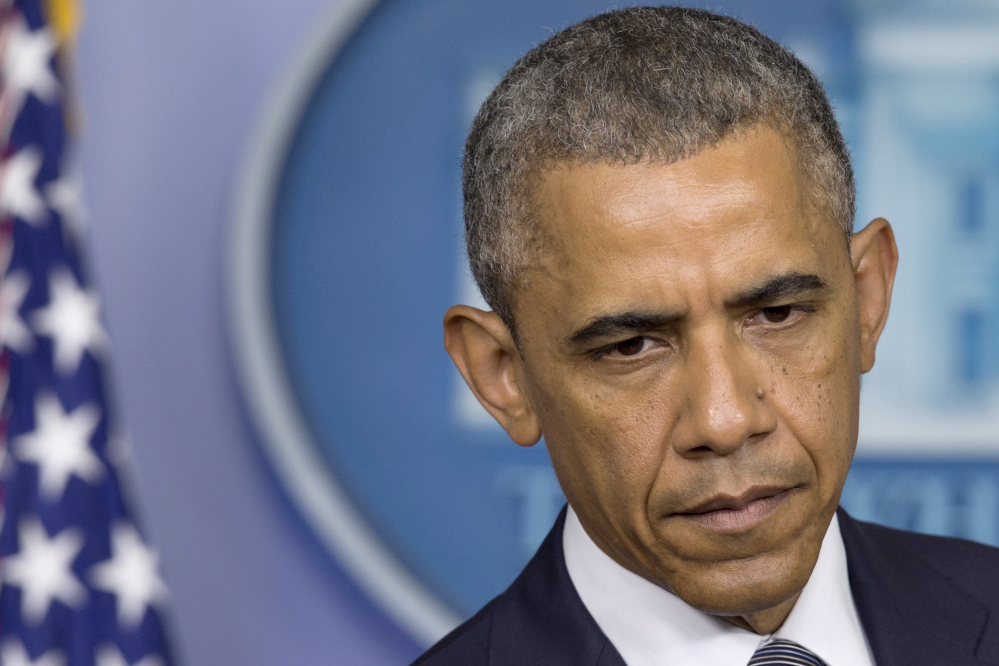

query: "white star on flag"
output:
0 147 47 224
0 268 32 352
3 21 58 103
95 645 164 666
90 522 169 628
2 517 87 623
14 392 104 501
1 639 65 666
31 269 108 374
45 173 87 238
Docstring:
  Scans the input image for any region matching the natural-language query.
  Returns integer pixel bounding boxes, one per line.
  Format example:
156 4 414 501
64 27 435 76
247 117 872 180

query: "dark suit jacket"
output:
413 507 999 666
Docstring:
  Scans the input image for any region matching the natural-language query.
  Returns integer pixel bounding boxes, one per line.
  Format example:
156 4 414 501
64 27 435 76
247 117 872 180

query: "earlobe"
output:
443 306 542 446
850 218 899 373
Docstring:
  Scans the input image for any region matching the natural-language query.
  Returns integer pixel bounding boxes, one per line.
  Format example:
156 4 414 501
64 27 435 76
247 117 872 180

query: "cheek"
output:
767 314 860 485
536 371 675 511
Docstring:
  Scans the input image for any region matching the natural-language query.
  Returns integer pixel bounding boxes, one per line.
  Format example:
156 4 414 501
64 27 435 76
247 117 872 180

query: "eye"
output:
760 305 793 323
613 336 650 356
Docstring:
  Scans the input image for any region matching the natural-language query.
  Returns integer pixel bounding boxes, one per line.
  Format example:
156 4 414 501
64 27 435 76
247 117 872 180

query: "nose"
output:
672 328 776 457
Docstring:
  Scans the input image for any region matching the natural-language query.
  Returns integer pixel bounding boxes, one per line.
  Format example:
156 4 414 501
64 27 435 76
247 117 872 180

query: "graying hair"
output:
463 6 855 332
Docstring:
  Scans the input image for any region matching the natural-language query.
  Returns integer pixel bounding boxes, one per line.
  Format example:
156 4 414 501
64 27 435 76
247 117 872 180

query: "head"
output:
445 7 898 633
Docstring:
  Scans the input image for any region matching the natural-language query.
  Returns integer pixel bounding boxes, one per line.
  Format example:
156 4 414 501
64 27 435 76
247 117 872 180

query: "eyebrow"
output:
568 310 684 347
566 272 829 348
727 272 829 309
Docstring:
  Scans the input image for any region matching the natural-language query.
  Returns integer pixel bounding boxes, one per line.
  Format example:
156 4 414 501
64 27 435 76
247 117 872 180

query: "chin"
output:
666 548 813 617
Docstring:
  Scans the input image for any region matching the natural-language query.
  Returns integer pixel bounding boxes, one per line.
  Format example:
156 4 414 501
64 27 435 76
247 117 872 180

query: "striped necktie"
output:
747 638 827 666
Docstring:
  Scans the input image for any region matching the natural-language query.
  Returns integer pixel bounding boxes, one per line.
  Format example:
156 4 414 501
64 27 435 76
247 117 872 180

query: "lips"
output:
674 486 796 532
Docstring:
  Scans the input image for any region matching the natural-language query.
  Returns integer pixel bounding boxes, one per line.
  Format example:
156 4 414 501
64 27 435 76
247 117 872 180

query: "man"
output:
418 7 999 666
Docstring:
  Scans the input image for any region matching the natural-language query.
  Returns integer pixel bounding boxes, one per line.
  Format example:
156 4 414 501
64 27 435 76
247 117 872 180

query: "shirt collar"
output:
774 513 875 666
562 506 875 666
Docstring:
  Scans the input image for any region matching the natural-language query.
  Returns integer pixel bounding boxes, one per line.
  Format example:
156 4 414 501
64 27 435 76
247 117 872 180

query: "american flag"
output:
0 0 176 664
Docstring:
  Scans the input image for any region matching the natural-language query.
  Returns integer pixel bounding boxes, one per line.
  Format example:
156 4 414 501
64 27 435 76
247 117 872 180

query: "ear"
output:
443 305 542 446
850 218 898 373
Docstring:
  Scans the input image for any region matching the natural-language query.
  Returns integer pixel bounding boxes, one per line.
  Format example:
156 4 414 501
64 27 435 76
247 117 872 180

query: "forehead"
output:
524 127 842 315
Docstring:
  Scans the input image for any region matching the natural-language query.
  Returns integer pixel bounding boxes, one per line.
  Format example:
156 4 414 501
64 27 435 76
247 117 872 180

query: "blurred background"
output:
59 0 999 664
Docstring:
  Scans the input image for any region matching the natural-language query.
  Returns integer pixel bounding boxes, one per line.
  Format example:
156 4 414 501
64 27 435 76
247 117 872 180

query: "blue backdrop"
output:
77 0 999 664
269 0 999 626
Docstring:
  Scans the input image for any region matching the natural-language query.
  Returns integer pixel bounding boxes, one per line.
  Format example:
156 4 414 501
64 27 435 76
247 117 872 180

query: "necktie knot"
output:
748 638 827 666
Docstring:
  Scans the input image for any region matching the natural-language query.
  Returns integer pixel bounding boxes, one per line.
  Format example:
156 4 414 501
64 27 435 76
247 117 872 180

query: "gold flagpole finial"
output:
42 0 83 46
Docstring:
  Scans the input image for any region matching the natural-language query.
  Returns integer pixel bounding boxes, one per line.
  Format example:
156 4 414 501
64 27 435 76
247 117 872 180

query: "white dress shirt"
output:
563 506 876 666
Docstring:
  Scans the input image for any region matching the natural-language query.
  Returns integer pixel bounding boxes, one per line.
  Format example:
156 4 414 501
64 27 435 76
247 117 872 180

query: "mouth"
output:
672 486 798 532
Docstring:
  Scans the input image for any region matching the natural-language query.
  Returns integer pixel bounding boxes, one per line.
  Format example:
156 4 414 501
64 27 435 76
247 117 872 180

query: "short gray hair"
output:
462 6 854 332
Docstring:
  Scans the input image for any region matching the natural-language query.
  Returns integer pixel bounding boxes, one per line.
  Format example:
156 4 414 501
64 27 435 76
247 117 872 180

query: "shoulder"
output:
410 506 619 666
847 514 999 605
410 600 495 666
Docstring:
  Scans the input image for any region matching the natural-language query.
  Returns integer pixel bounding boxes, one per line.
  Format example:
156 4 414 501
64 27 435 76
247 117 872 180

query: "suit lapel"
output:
838 508 993 665
488 507 626 666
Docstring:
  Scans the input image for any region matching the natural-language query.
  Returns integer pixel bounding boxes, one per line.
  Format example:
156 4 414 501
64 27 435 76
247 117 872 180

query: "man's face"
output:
512 126 871 617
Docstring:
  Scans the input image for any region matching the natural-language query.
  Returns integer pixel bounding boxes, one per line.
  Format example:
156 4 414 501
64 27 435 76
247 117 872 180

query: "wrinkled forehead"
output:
515 127 845 316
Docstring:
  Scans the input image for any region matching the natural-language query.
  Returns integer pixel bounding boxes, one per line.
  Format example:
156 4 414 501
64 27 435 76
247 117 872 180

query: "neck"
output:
720 592 801 635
